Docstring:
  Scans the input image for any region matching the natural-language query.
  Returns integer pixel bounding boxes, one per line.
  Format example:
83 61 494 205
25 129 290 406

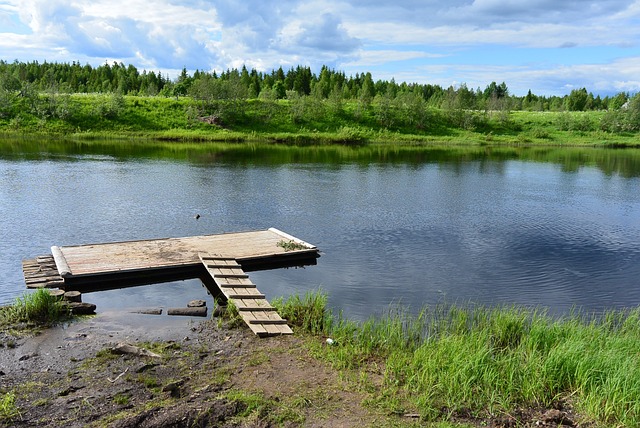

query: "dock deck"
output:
22 228 319 336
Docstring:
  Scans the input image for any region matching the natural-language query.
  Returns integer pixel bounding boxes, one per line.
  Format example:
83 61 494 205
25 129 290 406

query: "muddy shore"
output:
0 309 376 427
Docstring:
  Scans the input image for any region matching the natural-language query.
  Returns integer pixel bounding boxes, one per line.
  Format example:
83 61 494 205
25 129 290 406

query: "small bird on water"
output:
194 214 201 220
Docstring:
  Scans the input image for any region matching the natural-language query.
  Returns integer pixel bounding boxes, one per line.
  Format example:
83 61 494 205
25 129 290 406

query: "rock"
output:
111 343 162 358
67 302 96 315
134 362 159 373
187 299 206 308
162 379 185 397
541 409 574 426
167 307 207 317
19 353 37 361
212 305 227 317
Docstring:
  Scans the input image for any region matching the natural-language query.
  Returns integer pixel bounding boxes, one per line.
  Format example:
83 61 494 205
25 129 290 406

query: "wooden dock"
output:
22 228 319 336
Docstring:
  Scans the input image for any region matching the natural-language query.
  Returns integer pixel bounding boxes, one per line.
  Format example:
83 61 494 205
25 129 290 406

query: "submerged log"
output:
129 308 163 315
167 307 208 317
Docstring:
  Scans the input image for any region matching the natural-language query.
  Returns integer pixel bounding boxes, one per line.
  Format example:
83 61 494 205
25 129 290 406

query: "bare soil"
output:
0 311 384 428
0 311 586 427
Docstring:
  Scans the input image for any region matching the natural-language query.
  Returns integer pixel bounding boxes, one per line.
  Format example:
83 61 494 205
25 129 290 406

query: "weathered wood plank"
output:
248 319 288 325
56 229 318 278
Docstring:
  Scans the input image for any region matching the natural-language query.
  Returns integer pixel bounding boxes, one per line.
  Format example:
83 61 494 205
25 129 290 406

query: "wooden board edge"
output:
51 246 71 278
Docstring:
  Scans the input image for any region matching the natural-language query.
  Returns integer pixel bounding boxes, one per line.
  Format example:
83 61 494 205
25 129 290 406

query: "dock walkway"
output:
22 228 319 336
199 255 292 336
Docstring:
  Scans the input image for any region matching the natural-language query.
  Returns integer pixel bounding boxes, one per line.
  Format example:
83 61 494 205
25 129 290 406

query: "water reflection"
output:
1 139 639 320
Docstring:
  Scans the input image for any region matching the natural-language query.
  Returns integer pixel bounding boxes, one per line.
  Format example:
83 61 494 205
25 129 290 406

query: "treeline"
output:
0 59 633 112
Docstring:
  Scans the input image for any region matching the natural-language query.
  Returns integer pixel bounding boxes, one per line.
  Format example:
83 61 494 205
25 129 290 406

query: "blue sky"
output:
1 0 639 96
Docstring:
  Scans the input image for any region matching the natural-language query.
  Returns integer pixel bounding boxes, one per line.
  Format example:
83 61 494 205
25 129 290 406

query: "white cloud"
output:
1 0 640 95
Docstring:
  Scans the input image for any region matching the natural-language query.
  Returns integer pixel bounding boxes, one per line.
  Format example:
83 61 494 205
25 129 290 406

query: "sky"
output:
1 0 640 96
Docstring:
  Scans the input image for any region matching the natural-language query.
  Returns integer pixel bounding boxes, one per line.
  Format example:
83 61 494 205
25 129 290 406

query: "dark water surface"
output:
1 141 639 319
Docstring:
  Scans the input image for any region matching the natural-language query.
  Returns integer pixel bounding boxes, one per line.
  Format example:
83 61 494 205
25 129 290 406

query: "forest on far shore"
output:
1 59 640 143
0 59 633 113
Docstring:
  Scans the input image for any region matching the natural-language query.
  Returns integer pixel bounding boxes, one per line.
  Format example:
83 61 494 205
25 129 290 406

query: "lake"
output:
1 140 639 320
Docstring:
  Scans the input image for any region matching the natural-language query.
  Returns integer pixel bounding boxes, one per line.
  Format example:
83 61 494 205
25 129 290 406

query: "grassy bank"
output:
1 94 639 147
274 292 640 427
0 289 71 331
3 291 640 426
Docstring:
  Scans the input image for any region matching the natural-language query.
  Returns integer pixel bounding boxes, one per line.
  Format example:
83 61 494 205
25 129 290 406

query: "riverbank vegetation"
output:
4 291 640 426
273 291 640 427
0 289 70 330
1 60 639 146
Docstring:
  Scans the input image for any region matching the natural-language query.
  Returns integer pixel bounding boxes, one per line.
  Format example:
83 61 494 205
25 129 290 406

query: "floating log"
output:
130 308 163 315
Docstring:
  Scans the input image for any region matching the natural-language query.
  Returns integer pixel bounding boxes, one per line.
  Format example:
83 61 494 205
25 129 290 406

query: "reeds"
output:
0 288 70 326
281 291 640 426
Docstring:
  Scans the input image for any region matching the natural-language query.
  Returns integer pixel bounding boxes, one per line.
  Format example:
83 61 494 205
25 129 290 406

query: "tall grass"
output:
0 288 70 326
282 292 640 426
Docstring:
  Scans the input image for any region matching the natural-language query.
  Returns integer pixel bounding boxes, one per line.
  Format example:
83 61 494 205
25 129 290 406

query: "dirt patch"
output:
0 311 383 428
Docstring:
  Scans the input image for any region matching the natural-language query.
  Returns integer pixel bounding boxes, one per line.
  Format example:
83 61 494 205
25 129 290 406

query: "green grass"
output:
0 288 70 327
0 392 20 423
273 290 329 335
223 390 306 426
1 94 639 147
279 291 640 427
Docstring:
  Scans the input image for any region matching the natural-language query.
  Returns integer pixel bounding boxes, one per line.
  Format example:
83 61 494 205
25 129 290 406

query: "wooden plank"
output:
233 299 274 310
213 273 249 279
228 293 265 299
218 283 257 289
205 263 241 268
248 319 288 325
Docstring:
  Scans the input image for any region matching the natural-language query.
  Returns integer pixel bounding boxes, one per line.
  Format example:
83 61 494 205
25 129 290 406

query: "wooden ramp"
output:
199 254 293 337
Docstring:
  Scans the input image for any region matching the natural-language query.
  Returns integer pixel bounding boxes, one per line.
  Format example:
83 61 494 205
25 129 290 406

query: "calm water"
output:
1 141 639 319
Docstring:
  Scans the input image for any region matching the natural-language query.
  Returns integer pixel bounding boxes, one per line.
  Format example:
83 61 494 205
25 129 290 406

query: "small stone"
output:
187 300 206 308
135 362 159 373
541 409 574 426
212 305 227 317
19 353 36 361
162 379 185 397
